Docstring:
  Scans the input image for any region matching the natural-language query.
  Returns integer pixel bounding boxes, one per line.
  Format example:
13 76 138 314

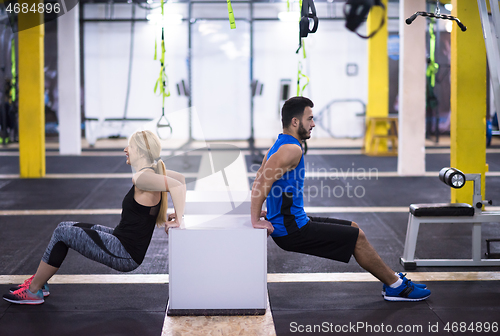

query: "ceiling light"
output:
278 11 300 22
147 10 183 26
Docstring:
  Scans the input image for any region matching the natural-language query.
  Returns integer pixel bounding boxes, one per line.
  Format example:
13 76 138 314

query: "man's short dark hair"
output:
281 96 314 129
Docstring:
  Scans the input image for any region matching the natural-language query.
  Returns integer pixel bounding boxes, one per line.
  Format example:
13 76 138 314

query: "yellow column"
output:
18 1 45 178
364 0 389 153
450 0 487 203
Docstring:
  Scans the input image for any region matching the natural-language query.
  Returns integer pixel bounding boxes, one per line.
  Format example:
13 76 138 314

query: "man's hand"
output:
260 210 267 218
252 219 274 237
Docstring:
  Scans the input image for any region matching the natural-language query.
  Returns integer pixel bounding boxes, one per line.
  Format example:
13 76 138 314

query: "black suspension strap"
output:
344 0 386 39
296 0 318 53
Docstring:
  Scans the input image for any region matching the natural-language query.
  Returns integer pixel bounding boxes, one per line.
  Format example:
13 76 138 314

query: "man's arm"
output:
250 144 302 235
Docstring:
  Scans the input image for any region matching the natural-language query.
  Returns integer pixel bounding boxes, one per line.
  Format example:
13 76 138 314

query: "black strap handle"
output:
298 0 319 45
344 0 386 40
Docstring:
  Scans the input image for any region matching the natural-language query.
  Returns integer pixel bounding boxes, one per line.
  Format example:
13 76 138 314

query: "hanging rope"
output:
227 0 236 29
153 0 172 139
154 0 170 102
296 40 310 96
296 0 311 96
10 37 16 103
344 0 386 39
426 18 439 88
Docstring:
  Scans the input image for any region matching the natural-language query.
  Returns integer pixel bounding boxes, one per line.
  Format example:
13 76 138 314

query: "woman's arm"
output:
134 171 186 225
166 170 186 185
165 175 186 224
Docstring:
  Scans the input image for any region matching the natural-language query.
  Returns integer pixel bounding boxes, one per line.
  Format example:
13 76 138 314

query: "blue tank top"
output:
266 134 309 237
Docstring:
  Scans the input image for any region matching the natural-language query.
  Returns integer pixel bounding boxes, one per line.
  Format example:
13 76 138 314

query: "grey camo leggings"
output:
42 221 139 272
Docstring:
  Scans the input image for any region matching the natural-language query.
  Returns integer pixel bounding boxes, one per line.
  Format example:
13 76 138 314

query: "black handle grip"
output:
310 15 319 34
456 20 467 32
406 13 418 25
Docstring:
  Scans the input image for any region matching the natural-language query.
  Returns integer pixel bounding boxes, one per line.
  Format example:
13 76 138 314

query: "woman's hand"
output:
165 213 180 234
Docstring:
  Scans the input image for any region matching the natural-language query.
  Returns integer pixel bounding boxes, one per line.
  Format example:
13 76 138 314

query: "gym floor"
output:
1 137 500 336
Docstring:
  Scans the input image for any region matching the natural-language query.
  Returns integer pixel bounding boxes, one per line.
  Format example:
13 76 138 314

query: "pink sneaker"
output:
10 275 50 297
3 287 44 305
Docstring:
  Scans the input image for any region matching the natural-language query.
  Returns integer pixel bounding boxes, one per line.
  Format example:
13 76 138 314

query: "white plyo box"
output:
168 215 267 314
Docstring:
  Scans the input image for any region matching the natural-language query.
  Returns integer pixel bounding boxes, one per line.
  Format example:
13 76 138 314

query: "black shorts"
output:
271 216 359 263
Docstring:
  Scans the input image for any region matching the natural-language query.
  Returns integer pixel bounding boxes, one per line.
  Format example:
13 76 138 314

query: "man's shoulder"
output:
276 143 303 157
264 144 302 170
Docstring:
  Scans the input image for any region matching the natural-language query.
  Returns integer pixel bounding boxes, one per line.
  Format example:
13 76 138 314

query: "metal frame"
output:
315 98 366 138
400 173 500 269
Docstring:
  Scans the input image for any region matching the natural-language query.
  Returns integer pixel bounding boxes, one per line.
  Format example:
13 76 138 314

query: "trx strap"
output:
296 0 313 96
296 42 309 96
10 37 16 102
153 0 172 139
426 19 439 88
297 0 318 52
297 42 309 154
406 0 467 32
227 0 236 29
294 0 314 152
344 0 386 39
426 17 438 112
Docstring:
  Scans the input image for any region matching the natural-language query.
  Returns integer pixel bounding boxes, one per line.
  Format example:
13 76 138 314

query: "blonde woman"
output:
3 130 186 305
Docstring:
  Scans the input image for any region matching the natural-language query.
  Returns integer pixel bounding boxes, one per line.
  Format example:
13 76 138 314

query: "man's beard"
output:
298 121 310 140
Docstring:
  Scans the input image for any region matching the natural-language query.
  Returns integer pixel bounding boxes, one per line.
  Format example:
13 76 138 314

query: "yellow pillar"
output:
364 0 389 153
18 1 45 178
450 0 487 203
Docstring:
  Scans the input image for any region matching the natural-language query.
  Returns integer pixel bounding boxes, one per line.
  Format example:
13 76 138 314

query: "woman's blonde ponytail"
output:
155 158 169 226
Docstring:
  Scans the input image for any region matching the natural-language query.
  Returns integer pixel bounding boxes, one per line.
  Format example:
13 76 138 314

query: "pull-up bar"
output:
406 0 467 32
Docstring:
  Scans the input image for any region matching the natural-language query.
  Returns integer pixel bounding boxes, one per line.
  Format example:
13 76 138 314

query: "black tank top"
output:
113 186 161 264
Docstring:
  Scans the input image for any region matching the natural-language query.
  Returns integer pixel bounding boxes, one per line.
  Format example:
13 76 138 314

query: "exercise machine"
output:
400 167 500 269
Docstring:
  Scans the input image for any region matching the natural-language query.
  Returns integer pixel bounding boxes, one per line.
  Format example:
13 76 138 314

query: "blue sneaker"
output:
382 273 426 296
10 275 50 297
384 279 431 302
3 287 44 305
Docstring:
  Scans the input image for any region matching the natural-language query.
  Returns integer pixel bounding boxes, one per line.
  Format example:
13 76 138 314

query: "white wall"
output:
83 2 373 141
192 20 251 140
84 3 189 140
